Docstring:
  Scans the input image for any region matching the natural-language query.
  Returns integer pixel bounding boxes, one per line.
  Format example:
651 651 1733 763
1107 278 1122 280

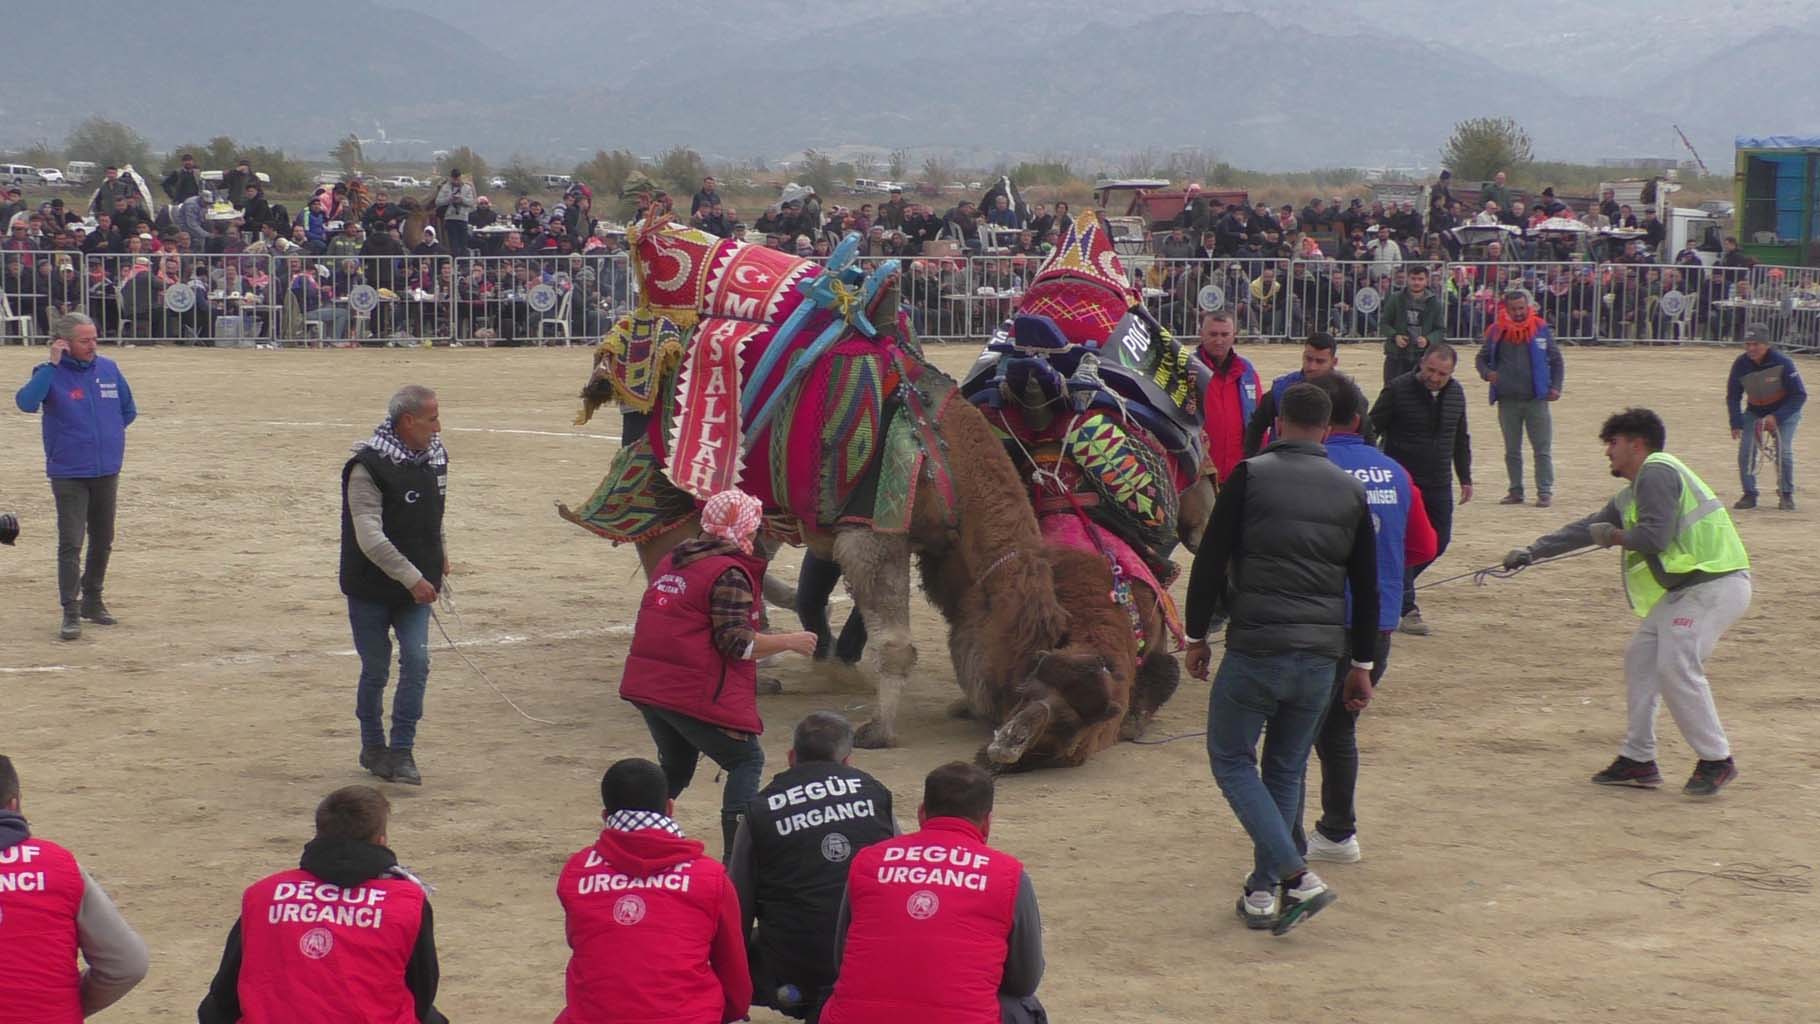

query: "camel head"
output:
1176 472 1215 552
985 647 1125 767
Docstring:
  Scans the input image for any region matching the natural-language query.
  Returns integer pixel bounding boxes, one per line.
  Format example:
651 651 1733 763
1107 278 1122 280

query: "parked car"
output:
35 168 66 186
314 171 346 186
380 175 423 189
488 176 509 189
65 161 98 184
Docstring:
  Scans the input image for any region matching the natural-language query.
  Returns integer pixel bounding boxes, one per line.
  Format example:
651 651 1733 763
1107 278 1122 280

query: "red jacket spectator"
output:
1192 314 1259 483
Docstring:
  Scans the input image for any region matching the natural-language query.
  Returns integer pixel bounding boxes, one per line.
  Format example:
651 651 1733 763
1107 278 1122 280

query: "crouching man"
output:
555 758 751 1024
197 785 447 1023
822 762 1046 1024
731 712 896 1020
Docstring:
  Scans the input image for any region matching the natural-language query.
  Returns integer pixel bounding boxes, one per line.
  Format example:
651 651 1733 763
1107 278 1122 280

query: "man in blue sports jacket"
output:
14 312 137 640
1726 323 1806 510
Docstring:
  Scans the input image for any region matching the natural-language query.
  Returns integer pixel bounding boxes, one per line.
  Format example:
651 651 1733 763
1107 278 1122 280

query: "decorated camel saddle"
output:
962 211 1210 651
561 217 952 542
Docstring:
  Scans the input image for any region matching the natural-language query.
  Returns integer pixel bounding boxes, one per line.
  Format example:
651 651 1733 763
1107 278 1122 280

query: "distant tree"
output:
654 146 709 194
13 140 60 169
919 155 956 192
435 146 489 184
1441 116 1533 182
797 149 838 198
331 134 365 174
498 157 540 196
165 136 241 174
1010 160 1075 186
63 117 151 171
238 147 312 192
750 154 769 173
887 148 910 180
572 149 642 198
1114 148 1163 179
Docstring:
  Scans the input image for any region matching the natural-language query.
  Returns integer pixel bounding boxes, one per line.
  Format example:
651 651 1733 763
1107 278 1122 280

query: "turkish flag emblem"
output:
68 387 85 400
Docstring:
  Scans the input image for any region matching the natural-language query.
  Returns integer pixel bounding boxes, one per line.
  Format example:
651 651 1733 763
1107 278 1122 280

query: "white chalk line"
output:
140 418 621 442
1 623 636 677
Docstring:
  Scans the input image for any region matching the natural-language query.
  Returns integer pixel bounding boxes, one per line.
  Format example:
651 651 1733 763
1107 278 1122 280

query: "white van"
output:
0 163 37 183
66 161 98 183
538 173 572 190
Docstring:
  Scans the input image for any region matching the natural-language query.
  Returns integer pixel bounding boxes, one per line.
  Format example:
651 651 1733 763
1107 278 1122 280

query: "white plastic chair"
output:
0 290 33 344
538 289 574 347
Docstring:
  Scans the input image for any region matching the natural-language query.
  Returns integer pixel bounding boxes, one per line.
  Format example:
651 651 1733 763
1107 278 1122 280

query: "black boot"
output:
721 812 744 864
389 749 422 786
360 745 395 780
80 594 117 625
59 607 81 641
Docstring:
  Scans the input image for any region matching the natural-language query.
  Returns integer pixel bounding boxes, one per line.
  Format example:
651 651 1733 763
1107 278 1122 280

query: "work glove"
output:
0 512 17 546
1587 522 1620 548
1502 547 1532 570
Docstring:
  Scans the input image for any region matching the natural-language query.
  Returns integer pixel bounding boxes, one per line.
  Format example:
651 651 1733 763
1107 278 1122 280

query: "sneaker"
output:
1236 889 1278 931
360 745 395 780
79 597 117 625
1307 831 1362 864
389 749 422 786
1733 493 1758 510
1499 492 1525 505
1536 494 1553 509
1397 611 1432 636
1273 872 1337 935
59 608 82 641
1683 757 1737 797
1590 755 1663 788
1778 495 1797 511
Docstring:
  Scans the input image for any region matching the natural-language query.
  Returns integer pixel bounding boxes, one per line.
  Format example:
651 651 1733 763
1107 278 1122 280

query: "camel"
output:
563 216 1093 748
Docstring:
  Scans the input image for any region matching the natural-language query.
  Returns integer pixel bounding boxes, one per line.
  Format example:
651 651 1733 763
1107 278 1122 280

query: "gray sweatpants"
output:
1496 398 1554 498
1620 572 1751 763
51 474 119 609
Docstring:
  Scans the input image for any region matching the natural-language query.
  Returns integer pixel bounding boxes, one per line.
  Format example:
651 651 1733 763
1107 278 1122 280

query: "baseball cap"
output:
1743 324 1772 343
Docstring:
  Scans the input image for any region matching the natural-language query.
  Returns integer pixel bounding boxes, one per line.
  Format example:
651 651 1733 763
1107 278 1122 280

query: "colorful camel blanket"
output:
1039 510 1184 651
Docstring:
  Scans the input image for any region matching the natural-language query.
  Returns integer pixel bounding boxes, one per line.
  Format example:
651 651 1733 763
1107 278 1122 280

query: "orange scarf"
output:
1492 308 1542 344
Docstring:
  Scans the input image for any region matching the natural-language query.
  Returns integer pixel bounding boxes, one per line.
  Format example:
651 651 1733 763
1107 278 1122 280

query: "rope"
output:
1749 422 1779 482
1639 863 1812 897
1412 546 1600 591
430 581 558 726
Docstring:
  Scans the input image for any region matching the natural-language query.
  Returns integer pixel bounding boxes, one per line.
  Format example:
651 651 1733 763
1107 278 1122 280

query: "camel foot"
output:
987 701 1052 765
757 676 784 696
853 718 897 749
946 698 975 720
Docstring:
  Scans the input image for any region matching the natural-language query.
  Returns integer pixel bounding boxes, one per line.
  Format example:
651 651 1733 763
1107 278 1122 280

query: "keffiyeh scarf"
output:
605 810 686 836
699 489 764 554
355 419 448 467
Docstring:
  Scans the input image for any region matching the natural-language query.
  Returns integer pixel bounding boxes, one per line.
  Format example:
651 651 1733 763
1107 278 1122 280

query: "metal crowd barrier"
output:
6 247 1817 353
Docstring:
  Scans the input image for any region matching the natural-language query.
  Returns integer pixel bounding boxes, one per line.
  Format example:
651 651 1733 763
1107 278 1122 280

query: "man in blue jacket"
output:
1476 289 1565 507
1726 324 1806 510
14 312 136 640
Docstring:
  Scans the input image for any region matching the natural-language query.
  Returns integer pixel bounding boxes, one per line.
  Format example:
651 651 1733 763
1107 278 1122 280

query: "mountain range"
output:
4 0 1816 171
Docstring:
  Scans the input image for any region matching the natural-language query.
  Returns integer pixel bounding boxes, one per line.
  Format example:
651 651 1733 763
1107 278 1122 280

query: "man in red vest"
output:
197 786 447 1024
555 757 751 1024
620 489 818 859
821 762 1046 1024
1194 309 1260 486
0 755 149 1023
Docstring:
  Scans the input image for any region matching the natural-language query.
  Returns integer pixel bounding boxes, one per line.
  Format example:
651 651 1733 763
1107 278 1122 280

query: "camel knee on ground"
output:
878 639 917 676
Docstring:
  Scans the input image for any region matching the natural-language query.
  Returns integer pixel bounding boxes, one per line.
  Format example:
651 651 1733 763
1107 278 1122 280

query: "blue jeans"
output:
349 597 432 750
635 703 766 850
1739 409 1800 498
1207 649 1336 891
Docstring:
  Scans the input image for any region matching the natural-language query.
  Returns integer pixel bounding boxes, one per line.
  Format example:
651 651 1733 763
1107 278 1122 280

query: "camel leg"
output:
835 530 914 748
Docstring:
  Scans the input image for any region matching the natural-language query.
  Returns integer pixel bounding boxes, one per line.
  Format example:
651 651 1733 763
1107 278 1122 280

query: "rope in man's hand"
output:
1413 545 1600 592
432 579 559 726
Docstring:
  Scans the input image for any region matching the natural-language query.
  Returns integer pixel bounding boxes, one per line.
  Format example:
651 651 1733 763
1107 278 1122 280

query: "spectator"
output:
691 175 721 216
1599 189 1621 222
1368 224 1403 269
1194 310 1259 485
1726 323 1805 509
1157 224 1195 260
1483 170 1512 213
88 167 128 216
1371 344 1473 635
1244 332 1374 456
1380 264 1444 384
731 713 895 1019
434 171 475 257
821 762 1046 1024
222 159 254 207
1478 288 1564 506
987 193 1023 229
469 195 497 232
1024 201 1050 241
1617 204 1639 229
197 785 447 1024
556 758 751 1024
161 153 201 204
412 225 446 257
0 755 150 1018
1641 207 1666 255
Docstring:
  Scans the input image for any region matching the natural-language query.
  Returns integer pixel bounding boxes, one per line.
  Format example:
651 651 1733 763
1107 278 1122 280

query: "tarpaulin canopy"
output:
1735 135 1820 150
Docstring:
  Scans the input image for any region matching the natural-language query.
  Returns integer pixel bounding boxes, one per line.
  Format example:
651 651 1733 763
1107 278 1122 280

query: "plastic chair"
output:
538 288 574 347
0 290 33 344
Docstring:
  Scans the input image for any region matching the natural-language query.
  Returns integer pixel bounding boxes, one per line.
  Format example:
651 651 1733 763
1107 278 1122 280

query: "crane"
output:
1672 124 1710 177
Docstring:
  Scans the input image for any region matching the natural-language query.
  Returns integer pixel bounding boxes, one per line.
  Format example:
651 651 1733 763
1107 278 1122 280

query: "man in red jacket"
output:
822 762 1046 1024
0 755 150 1024
1194 309 1260 486
197 785 446 1024
556 758 751 1024
620 489 817 859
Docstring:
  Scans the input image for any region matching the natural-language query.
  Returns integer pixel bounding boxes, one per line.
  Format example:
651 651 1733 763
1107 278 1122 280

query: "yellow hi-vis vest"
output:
1618 451 1750 616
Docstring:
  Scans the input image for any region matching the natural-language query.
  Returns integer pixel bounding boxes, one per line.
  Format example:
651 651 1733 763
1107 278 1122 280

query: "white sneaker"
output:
1307 831 1362 863
1236 888 1277 930
1275 871 1337 935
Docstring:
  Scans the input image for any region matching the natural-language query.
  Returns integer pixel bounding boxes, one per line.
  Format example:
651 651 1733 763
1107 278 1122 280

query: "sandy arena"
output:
2 342 1816 1023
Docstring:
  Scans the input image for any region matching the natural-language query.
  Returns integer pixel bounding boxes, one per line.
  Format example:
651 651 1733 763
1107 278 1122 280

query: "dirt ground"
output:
2 341 1816 1023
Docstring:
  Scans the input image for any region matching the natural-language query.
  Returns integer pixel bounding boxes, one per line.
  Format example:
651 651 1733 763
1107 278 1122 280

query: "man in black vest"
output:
339 385 448 786
1184 382 1379 936
731 712 895 1021
1370 344 1473 635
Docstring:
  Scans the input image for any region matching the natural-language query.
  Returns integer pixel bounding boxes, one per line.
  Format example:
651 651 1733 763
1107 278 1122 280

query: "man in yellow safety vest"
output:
1504 408 1750 797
